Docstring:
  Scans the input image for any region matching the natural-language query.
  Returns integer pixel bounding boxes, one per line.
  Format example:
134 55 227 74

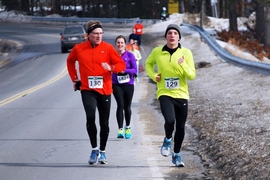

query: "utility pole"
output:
200 0 205 28
211 0 218 18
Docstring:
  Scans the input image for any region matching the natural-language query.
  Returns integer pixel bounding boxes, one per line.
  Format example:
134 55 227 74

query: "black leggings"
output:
159 95 188 153
81 90 111 151
112 84 134 129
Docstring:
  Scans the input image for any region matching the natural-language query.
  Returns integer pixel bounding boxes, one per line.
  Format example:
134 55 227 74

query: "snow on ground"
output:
0 10 32 22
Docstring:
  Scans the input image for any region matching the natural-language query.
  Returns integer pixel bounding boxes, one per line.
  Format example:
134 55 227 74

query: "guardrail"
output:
181 23 270 72
31 16 161 27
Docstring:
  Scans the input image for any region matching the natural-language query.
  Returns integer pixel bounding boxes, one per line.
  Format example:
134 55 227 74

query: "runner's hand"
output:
156 73 161 82
102 62 111 71
178 56 184 64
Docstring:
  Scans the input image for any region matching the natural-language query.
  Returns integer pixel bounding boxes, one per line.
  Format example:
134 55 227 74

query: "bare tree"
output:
1 0 20 11
219 0 228 18
30 0 34 15
80 0 85 17
228 0 238 32
52 0 61 14
265 6 270 47
183 0 193 13
21 0 29 13
254 0 265 44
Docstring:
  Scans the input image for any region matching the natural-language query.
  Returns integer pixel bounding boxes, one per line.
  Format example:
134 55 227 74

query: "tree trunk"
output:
21 0 29 13
265 6 270 47
80 0 85 17
228 0 238 32
200 0 205 27
184 0 192 13
220 0 228 18
255 2 265 44
30 0 34 15
180 1 185 13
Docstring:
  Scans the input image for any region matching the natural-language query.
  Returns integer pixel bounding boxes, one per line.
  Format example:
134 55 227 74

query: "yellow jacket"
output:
145 45 196 100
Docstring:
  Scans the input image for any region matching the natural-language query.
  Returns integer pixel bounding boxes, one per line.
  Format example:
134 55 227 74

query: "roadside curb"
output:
0 39 23 68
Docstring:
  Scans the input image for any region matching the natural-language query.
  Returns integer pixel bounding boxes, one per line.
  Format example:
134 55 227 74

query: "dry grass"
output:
216 30 270 61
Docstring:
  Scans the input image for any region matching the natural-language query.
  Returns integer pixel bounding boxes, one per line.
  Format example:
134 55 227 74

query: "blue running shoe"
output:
125 127 132 139
99 151 108 164
88 149 100 165
172 152 185 167
160 137 171 157
117 129 124 138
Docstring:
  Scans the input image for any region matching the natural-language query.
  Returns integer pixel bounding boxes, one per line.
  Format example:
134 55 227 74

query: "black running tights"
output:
159 95 188 153
112 84 134 129
81 90 111 151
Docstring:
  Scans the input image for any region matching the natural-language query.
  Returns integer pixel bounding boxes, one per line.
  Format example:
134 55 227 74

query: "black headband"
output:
87 24 103 34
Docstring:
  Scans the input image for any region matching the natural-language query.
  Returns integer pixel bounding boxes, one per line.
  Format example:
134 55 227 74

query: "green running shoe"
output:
125 127 132 139
117 128 124 138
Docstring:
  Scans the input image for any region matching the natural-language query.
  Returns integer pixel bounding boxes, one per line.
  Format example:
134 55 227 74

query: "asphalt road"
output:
0 23 208 180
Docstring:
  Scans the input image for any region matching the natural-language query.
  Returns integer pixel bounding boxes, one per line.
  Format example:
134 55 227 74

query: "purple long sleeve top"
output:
112 51 137 85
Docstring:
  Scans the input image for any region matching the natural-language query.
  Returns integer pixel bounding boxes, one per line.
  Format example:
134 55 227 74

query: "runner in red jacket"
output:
133 19 144 44
66 20 126 166
134 19 143 36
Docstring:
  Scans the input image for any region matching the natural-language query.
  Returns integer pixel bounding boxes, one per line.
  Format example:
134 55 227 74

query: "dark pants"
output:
112 84 134 129
159 95 188 153
81 90 111 151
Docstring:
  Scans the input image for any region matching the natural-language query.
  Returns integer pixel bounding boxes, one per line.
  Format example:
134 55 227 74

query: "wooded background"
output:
1 0 270 47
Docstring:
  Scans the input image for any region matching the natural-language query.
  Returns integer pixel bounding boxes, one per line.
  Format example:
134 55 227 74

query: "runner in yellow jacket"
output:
145 24 196 167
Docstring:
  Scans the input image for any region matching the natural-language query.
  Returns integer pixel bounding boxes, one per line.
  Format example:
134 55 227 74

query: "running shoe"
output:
88 149 100 165
117 128 124 138
99 151 108 164
125 127 132 139
160 137 171 157
172 152 185 167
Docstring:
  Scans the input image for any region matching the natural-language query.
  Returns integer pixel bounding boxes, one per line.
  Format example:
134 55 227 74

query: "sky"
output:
0 10 269 64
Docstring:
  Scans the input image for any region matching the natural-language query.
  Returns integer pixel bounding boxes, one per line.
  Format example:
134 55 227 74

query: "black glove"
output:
74 80 81 91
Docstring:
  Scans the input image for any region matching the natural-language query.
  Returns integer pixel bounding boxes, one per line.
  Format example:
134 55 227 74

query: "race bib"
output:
88 76 103 89
164 77 180 89
117 74 130 84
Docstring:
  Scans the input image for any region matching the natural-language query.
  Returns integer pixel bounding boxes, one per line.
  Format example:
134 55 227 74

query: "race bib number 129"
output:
164 77 180 89
88 76 103 89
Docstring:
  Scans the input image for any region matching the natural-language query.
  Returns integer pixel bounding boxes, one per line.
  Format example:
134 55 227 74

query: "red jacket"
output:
67 40 126 95
134 23 143 35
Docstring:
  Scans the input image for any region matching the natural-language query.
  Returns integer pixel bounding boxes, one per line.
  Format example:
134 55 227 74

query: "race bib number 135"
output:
164 77 180 89
88 76 103 89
